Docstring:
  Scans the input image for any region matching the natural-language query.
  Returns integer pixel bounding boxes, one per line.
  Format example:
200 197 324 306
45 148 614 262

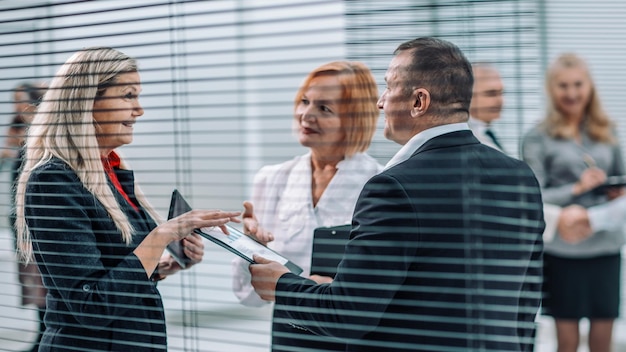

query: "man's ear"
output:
411 88 431 117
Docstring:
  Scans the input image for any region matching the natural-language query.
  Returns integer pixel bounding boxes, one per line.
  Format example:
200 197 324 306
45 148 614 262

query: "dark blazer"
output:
274 130 545 352
24 158 165 351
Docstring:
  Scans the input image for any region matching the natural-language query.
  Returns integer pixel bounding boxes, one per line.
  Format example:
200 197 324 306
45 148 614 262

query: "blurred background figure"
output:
2 81 48 352
232 61 382 352
522 53 625 352
468 63 505 152
1 82 47 168
468 62 625 248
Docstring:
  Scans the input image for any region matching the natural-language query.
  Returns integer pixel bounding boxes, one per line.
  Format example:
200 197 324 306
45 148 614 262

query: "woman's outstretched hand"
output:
161 209 242 243
136 209 241 278
242 201 274 245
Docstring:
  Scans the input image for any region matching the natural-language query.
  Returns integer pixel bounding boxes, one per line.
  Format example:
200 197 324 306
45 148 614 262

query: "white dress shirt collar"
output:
468 115 489 132
383 122 470 171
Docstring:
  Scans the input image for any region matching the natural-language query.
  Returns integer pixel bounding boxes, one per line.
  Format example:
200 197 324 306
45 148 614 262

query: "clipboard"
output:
168 189 303 275
310 224 352 277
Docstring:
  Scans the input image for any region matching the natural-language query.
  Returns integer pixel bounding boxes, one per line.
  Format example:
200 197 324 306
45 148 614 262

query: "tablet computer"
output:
310 224 352 277
168 189 303 275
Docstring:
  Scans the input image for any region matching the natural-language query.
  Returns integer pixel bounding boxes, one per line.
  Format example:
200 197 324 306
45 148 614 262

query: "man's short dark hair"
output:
394 37 473 117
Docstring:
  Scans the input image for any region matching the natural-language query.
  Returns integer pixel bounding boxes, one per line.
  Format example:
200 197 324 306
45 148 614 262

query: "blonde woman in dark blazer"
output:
15 47 240 351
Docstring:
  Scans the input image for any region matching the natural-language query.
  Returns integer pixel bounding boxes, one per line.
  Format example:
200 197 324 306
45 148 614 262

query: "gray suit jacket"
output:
522 125 625 257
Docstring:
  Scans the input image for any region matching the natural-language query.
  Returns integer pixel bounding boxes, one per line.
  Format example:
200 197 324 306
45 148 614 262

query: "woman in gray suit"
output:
522 53 624 352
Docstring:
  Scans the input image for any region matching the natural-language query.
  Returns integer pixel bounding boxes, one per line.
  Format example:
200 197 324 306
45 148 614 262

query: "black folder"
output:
165 190 193 268
310 224 352 277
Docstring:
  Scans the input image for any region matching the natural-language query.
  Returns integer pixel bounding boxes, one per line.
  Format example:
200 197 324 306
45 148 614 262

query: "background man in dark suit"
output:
468 62 506 152
249 37 545 352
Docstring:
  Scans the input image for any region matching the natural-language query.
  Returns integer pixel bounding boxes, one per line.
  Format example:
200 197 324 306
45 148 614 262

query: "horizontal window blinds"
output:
0 1 624 351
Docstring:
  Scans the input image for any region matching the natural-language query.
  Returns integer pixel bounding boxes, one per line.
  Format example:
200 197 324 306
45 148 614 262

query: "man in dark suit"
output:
249 37 545 352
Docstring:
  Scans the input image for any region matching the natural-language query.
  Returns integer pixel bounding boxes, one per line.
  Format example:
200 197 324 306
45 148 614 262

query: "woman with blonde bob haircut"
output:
293 61 380 157
16 47 240 351
522 53 625 352
232 61 382 352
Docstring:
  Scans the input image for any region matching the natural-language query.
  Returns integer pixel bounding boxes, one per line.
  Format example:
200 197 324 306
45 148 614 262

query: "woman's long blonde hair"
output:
542 53 614 143
16 47 162 262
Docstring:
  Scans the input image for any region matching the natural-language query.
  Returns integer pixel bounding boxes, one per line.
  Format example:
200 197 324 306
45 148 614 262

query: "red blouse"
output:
102 151 139 211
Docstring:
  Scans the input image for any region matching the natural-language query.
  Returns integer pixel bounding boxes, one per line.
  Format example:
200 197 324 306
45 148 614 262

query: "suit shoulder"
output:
510 155 539 175
368 168 406 189
482 147 538 175
28 158 80 184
